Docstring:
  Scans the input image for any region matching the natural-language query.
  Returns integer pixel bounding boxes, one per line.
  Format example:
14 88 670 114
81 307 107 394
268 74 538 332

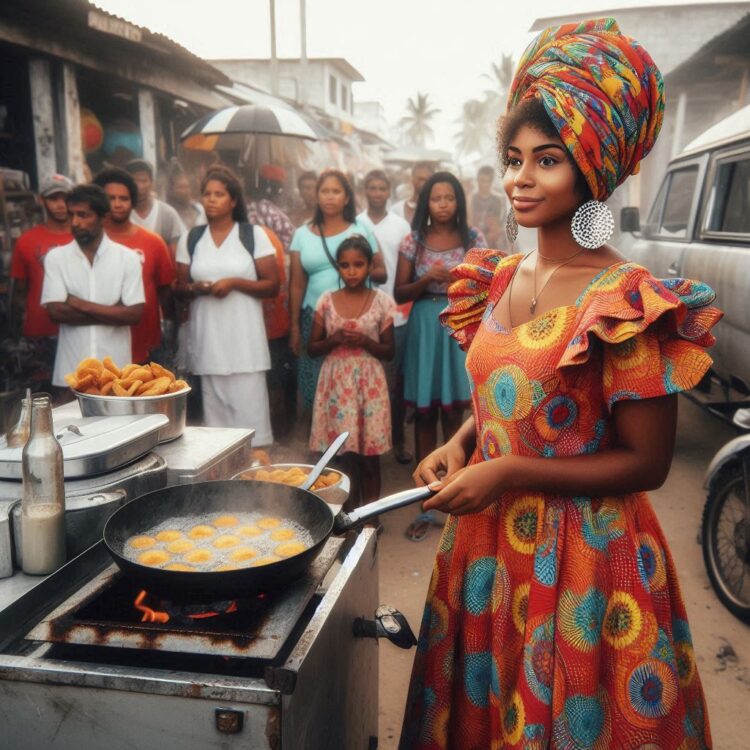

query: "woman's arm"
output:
210 255 280 299
394 255 429 303
288 250 308 356
423 395 678 515
370 251 387 285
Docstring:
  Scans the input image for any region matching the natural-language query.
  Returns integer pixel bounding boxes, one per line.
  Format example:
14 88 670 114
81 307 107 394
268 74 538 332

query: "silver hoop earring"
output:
571 200 614 249
506 209 518 244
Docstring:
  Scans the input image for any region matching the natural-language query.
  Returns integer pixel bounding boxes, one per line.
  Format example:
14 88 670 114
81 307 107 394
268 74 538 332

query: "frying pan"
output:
103 479 433 600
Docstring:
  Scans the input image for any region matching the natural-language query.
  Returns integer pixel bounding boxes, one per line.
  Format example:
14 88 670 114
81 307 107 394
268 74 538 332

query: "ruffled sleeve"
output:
439 248 507 351
557 263 723 409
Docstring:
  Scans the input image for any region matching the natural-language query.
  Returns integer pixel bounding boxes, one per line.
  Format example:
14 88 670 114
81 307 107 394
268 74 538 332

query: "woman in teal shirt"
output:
289 169 385 410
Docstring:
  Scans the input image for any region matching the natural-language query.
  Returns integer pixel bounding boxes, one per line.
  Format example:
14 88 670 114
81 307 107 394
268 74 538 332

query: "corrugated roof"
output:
1 0 230 86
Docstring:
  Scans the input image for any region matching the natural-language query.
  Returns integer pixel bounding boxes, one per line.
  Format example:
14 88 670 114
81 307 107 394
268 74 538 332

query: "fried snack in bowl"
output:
233 463 345 501
69 357 191 441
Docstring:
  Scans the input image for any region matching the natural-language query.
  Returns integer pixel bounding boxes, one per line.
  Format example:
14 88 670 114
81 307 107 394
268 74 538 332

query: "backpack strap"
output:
237 222 255 257
187 225 208 262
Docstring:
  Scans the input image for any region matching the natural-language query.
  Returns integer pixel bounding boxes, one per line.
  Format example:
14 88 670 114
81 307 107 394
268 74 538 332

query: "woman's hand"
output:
424 265 453 285
341 330 367 348
192 281 213 296
210 279 235 298
413 440 469 486
422 459 508 516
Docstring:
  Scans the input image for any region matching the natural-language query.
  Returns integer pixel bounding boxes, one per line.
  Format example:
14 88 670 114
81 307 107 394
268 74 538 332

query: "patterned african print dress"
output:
399 251 721 750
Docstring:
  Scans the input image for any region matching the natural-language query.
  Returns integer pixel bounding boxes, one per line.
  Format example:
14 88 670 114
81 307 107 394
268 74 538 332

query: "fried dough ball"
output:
137 549 171 566
167 539 195 554
213 515 240 528
270 528 296 542
155 529 182 542
213 563 239 572
250 556 281 567
164 563 196 572
237 525 262 538
188 525 216 539
275 541 307 558
257 517 282 530
213 534 241 549
184 548 213 564
128 535 156 550
230 547 258 562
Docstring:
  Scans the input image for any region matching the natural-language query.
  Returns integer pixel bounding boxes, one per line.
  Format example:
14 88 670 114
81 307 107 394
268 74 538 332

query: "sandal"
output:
405 511 437 542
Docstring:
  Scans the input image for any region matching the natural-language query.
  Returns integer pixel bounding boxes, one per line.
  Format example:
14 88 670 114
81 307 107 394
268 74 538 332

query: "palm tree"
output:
399 92 441 148
484 53 516 105
455 99 492 159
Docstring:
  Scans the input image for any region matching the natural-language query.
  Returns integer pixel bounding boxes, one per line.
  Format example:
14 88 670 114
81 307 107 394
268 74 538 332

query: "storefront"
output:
0 0 231 189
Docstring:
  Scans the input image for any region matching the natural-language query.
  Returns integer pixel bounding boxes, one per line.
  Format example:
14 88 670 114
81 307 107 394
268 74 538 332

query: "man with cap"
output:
125 158 186 260
10 175 75 386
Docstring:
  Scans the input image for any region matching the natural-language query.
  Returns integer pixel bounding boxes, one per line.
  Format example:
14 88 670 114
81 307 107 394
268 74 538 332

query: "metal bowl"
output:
233 462 347 504
74 386 191 443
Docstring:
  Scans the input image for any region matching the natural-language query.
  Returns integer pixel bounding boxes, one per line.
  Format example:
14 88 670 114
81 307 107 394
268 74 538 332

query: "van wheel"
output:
702 463 750 622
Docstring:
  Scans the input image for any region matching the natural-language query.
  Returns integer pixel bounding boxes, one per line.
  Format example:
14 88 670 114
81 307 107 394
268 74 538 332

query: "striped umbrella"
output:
181 103 321 151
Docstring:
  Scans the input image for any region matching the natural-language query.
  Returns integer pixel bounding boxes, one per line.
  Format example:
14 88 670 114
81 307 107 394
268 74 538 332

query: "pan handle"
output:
333 485 436 534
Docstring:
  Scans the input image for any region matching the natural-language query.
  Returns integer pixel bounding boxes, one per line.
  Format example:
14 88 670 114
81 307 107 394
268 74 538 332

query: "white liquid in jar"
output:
21 503 66 575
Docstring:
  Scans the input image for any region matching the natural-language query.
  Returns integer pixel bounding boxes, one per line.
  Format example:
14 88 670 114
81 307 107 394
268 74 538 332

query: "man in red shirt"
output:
93 168 176 364
10 174 74 385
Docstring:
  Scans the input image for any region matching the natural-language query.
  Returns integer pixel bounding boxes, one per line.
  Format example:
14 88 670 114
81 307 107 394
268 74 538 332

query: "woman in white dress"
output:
176 165 279 445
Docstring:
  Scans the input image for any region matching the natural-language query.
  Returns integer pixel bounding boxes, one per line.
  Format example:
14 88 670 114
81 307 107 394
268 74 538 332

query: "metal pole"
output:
300 0 307 62
269 0 279 95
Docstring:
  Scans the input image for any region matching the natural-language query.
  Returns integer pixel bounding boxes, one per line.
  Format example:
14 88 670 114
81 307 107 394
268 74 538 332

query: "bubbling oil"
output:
123 512 314 572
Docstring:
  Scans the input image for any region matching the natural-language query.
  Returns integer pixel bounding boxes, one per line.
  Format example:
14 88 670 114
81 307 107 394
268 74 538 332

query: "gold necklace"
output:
530 248 587 314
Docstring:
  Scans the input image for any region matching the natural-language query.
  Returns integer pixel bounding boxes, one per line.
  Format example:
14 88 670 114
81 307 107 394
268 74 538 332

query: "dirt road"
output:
376 397 750 749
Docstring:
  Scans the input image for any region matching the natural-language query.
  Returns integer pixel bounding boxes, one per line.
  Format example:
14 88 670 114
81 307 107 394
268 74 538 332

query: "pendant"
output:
529 298 537 314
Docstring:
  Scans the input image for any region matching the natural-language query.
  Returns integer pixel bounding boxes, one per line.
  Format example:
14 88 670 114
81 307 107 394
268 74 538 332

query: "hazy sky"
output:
92 0 729 152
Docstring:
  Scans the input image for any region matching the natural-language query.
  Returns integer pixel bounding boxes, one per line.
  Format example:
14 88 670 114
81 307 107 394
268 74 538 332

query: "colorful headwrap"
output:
507 17 664 201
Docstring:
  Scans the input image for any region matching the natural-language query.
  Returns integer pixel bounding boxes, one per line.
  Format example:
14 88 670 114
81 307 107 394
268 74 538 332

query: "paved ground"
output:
371 398 750 750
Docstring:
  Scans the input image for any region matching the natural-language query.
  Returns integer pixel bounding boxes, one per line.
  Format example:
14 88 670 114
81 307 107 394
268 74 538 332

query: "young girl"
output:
308 235 395 509
400 19 719 750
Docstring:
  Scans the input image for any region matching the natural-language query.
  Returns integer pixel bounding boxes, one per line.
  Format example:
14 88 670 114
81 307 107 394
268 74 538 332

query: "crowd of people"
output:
8 154 509 512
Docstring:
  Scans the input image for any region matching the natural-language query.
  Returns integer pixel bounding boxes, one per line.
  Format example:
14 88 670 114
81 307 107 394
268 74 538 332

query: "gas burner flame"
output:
134 590 169 623
133 590 240 623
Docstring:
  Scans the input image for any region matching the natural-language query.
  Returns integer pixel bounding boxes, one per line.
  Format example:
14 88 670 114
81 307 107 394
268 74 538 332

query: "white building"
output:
210 57 363 122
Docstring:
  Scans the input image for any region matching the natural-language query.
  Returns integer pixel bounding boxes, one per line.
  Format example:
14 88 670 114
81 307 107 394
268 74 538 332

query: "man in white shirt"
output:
391 161 435 225
126 159 186 259
358 170 413 464
42 184 145 387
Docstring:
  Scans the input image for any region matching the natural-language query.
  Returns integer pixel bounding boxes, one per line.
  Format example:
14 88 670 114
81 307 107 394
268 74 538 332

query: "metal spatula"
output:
301 431 349 491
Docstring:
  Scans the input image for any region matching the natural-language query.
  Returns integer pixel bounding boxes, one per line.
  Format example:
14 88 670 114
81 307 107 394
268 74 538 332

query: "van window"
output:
652 166 698 238
705 153 750 236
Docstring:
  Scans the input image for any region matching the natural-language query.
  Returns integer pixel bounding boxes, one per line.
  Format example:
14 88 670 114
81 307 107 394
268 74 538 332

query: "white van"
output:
624 104 750 395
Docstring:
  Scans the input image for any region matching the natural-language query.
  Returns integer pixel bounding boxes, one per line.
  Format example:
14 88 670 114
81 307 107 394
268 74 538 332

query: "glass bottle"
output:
5 388 31 448
21 395 66 575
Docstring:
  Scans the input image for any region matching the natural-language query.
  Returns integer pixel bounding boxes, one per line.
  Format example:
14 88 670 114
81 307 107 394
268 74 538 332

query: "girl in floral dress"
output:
308 235 395 509
399 18 720 750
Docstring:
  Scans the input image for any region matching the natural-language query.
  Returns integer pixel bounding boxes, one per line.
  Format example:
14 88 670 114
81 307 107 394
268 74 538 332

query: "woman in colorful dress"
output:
399 18 719 750
288 169 385 412
394 172 487 540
